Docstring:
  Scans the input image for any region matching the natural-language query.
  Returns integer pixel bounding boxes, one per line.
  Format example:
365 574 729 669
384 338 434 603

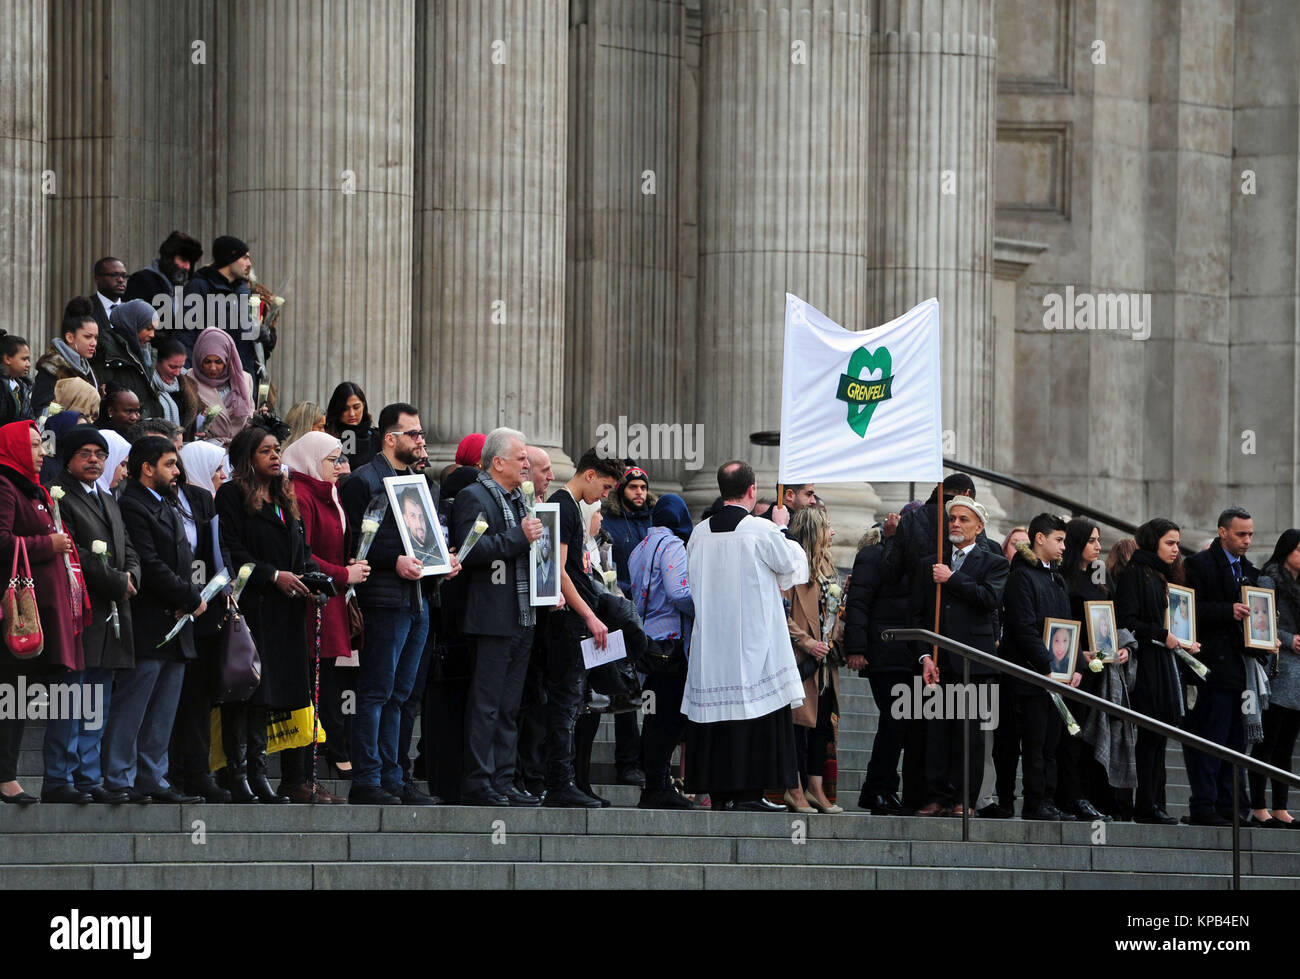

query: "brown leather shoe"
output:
917 802 948 816
951 805 966 816
284 782 343 804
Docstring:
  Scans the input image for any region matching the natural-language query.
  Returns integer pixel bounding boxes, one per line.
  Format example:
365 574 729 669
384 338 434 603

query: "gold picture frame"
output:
1242 585 1278 652
1165 583 1197 650
1043 617 1081 681
1084 601 1119 662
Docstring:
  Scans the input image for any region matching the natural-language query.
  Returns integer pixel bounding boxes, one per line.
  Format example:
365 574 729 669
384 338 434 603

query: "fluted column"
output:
694 0 878 544
868 0 997 513
413 0 571 471
565 0 695 490
227 0 415 409
47 0 223 343
0 0 47 345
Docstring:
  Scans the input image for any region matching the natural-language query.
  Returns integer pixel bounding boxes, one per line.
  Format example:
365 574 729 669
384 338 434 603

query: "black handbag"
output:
215 609 262 703
630 537 688 677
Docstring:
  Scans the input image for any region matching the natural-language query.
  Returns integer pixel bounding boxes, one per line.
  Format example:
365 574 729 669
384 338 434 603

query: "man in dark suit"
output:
103 437 206 804
40 428 140 804
90 256 128 340
1182 506 1274 826
450 427 544 806
914 497 1009 815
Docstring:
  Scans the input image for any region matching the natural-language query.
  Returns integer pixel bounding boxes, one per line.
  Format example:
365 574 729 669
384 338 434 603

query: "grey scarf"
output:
1081 630 1138 789
1244 656 1269 746
476 471 534 628
52 337 93 378
152 369 181 425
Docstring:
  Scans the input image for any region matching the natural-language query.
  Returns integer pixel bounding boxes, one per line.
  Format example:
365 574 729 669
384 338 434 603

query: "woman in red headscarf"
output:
0 420 84 803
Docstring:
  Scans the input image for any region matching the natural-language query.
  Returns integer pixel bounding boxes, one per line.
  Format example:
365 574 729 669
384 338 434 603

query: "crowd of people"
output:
0 233 1295 827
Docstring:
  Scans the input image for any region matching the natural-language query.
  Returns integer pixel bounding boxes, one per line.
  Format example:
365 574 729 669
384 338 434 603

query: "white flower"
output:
1088 657 1104 673
272 296 285 307
50 486 65 501
361 519 380 534
236 564 253 584
247 294 261 310
46 402 63 416
91 540 108 555
473 518 488 535
602 569 617 587
204 403 222 420
828 582 842 599
521 480 534 498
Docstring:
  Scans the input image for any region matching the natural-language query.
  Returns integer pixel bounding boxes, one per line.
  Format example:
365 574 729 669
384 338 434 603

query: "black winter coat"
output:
53 474 140 670
999 545 1072 696
92 327 163 419
118 479 204 663
0 377 33 427
182 266 274 379
450 479 531 638
340 453 427 613
1114 550 1185 723
915 541 1009 676
1184 545 1261 692
215 482 319 708
844 537 916 675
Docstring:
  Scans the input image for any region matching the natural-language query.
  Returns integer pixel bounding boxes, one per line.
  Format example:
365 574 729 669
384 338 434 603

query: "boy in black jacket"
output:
999 513 1081 820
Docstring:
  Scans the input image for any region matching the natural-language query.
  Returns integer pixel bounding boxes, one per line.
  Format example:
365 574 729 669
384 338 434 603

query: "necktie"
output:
92 489 107 520
1231 559 1242 584
951 548 965 573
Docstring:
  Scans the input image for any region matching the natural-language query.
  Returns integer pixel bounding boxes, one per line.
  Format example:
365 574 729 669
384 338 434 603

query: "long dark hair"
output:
228 426 299 520
324 381 373 434
1134 517 1185 584
1062 518 1105 596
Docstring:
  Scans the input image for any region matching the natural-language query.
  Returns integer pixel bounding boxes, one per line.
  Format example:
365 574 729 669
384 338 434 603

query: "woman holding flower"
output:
783 505 844 814
281 432 370 780
190 328 253 446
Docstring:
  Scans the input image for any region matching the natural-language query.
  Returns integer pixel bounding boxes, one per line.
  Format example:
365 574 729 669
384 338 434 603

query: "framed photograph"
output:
530 502 561 606
1242 585 1277 651
1042 618 1081 681
1084 601 1119 662
383 474 452 576
1164 584 1197 649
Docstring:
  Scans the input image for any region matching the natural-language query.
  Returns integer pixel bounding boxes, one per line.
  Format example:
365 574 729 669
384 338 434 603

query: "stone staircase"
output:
3 673 1295 889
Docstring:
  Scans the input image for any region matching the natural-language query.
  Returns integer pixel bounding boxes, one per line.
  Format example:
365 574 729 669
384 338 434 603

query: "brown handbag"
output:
346 592 365 643
3 537 44 658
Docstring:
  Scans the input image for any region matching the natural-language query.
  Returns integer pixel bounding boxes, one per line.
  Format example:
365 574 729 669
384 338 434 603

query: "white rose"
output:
91 540 108 555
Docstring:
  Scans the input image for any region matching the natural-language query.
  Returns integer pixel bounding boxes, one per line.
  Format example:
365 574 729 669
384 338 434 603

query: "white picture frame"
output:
530 502 561 606
383 474 452 576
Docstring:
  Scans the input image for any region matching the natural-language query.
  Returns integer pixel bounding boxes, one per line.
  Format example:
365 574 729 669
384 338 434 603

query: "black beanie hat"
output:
212 235 250 269
61 425 109 466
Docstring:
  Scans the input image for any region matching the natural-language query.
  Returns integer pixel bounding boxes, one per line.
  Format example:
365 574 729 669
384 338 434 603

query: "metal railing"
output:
881 627 1300 889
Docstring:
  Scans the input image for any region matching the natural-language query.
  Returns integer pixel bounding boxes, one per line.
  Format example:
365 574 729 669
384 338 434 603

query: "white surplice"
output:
681 509 810 723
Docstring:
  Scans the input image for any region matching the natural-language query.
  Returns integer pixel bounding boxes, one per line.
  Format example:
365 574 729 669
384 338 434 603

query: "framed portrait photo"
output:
530 502 561 606
383 474 452 576
1084 601 1119 662
1043 618 1081 681
1164 584 1197 649
1242 585 1277 652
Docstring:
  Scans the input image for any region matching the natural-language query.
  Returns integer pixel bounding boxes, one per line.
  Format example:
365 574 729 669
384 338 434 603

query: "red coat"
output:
0 422 83 673
291 471 352 659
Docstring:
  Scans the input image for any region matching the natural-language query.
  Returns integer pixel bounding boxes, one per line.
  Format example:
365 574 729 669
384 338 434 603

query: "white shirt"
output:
97 291 119 319
681 510 809 723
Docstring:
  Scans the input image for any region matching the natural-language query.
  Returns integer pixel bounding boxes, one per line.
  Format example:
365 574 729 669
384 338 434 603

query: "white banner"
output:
778 294 942 484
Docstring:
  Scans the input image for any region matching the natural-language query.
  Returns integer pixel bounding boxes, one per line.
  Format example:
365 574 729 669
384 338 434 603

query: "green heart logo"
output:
835 346 894 437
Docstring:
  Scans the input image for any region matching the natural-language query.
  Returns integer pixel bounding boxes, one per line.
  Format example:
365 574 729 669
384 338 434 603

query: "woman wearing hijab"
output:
627 494 696 809
54 377 100 422
1251 529 1300 826
180 440 228 496
281 432 370 781
0 420 85 803
1115 518 1199 825
216 426 335 803
191 328 254 446
94 299 162 417
96 430 132 497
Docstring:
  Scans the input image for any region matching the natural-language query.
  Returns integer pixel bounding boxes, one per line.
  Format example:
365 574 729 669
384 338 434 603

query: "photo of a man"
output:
400 489 439 566
383 474 451 575
530 502 561 606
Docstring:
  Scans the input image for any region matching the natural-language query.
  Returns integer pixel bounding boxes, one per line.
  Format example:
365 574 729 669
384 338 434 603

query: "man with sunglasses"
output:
340 403 451 805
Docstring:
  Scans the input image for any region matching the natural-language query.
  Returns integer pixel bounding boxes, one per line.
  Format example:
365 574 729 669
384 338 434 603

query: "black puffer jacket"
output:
844 535 916 675
999 543 1072 696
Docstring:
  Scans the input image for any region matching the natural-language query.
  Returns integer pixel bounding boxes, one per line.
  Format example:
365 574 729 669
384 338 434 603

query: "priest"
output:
682 460 809 812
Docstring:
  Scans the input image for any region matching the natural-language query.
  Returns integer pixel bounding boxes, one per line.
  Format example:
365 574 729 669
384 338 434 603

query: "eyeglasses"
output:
325 456 345 468
73 449 109 462
394 429 425 442
101 272 128 279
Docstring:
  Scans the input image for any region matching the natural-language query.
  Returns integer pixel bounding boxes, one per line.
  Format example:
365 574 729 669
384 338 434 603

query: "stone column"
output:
413 0 571 472
0 0 47 345
693 0 878 547
226 0 415 410
867 0 998 517
565 0 697 491
46 0 224 341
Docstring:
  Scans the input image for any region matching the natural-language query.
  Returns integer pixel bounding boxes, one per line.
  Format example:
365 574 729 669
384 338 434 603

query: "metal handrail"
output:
881 627 1298 889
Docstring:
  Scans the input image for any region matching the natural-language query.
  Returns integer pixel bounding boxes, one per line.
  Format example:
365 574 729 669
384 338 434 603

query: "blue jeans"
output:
42 668 115 790
353 601 429 790
101 660 186 793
